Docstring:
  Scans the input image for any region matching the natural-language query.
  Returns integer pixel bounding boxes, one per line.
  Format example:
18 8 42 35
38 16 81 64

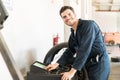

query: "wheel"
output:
44 42 68 65
111 57 120 62
43 42 89 80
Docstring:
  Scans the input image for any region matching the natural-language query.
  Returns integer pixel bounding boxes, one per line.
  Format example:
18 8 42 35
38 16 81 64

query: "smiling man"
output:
46 6 110 80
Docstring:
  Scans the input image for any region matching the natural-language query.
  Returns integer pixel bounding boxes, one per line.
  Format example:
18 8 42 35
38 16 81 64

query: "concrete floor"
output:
109 62 120 80
107 45 120 80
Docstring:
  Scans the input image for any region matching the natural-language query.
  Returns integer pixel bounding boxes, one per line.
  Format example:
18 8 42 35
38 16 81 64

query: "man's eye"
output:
62 16 66 19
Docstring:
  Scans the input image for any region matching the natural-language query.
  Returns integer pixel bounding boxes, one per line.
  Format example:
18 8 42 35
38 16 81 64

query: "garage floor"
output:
107 45 120 80
109 62 120 80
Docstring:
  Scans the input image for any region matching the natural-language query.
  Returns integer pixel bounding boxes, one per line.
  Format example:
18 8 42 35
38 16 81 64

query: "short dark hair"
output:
59 6 75 16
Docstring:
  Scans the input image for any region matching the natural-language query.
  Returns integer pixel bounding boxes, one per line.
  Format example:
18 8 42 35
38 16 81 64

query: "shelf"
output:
93 3 120 6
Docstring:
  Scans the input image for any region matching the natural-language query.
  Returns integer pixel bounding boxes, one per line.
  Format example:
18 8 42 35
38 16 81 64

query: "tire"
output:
43 42 68 64
43 42 89 80
111 57 120 62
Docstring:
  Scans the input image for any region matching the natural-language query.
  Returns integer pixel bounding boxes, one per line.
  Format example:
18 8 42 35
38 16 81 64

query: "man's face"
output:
61 9 76 26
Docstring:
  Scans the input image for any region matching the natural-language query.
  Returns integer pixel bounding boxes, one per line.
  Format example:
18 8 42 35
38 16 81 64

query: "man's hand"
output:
60 68 77 80
45 63 59 71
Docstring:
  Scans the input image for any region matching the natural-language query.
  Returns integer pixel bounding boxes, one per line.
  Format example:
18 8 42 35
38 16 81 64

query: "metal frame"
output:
0 32 24 80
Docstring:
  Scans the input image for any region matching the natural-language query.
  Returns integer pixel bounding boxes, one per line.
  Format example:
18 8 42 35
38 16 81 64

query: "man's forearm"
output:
69 68 77 74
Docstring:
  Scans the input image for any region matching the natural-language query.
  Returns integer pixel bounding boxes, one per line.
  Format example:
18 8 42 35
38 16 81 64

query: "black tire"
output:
111 57 120 62
43 42 68 65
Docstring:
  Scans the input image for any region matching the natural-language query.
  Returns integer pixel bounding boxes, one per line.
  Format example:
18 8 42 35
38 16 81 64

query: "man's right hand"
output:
45 63 59 71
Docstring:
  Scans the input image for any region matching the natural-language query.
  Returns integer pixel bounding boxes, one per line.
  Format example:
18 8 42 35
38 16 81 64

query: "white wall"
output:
93 12 117 32
117 12 120 31
1 0 64 75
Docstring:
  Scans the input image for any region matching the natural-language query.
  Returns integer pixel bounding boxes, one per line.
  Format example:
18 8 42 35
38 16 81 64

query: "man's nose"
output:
66 15 70 20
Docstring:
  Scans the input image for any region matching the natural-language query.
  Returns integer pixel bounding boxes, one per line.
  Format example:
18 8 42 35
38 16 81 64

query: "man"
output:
46 6 110 80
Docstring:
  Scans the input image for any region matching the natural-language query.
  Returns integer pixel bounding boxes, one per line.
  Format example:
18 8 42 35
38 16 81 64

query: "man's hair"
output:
59 6 75 16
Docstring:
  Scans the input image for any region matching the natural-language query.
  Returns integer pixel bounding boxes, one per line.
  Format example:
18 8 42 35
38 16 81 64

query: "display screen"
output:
33 62 46 69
